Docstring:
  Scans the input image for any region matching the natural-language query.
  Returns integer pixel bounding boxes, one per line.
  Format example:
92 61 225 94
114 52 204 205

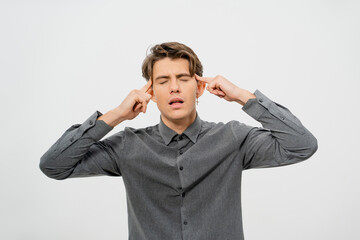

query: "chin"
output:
169 111 188 119
161 109 188 120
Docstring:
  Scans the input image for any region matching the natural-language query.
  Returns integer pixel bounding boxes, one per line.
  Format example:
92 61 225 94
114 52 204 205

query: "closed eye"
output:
159 79 188 84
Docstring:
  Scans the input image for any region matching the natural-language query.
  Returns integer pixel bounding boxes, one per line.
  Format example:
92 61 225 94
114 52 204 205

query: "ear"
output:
196 80 206 98
148 86 157 103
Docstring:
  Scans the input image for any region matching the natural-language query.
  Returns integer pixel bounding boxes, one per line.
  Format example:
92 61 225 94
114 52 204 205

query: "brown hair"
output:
142 42 203 82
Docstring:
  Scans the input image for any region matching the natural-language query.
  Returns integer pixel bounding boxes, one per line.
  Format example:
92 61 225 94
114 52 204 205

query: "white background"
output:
1 0 359 239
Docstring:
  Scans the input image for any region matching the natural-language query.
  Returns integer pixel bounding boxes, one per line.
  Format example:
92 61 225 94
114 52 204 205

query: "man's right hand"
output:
97 79 153 127
118 79 153 120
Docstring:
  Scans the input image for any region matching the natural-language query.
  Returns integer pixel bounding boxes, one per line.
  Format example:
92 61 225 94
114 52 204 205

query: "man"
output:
40 42 318 240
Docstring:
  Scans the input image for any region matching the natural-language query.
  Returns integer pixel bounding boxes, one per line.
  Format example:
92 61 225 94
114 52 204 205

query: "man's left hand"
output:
195 74 256 106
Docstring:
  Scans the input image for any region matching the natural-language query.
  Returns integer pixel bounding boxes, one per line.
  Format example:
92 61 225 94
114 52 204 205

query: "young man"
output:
40 42 318 240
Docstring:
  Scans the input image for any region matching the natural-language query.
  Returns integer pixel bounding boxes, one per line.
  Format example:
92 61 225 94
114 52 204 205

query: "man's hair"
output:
142 42 203 82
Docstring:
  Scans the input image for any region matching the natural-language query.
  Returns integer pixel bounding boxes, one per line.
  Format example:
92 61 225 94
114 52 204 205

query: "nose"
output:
169 79 180 93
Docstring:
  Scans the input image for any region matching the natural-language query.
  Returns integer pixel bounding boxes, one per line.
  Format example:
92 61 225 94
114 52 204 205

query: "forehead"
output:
153 57 190 77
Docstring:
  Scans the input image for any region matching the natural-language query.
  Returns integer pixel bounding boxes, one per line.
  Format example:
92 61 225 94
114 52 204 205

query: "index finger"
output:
140 78 152 92
195 74 213 83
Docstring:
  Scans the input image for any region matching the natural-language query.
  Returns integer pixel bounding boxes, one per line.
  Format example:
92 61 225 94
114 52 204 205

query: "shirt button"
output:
179 135 183 140
183 220 188 225
179 150 183 155
259 98 263 102
280 116 285 120
70 137 74 142
182 192 185 197
179 166 183 171
89 120 93 125
178 187 182 190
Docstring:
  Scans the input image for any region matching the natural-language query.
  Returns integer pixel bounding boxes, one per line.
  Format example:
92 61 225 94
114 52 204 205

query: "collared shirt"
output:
40 89 318 240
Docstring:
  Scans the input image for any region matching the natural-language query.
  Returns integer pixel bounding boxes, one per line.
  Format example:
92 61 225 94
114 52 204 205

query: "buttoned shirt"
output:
40 89 318 240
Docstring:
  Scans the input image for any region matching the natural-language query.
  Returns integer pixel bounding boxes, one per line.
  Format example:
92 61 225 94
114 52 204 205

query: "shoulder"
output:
200 118 255 139
104 124 161 147
200 118 251 130
123 124 160 139
200 119 217 129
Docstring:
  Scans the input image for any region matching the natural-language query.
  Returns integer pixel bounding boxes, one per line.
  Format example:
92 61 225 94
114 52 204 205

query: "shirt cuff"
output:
241 89 268 120
82 111 114 141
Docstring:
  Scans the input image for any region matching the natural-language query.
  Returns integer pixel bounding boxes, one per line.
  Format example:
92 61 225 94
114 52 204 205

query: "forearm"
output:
240 90 318 169
246 90 316 148
40 111 113 179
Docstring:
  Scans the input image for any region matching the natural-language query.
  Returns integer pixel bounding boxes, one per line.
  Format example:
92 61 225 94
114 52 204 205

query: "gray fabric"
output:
40 89 318 240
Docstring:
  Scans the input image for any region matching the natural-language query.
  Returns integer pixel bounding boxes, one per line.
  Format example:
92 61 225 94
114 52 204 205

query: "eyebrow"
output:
154 73 192 82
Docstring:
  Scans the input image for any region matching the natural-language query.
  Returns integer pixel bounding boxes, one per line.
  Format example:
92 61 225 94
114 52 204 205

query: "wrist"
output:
234 88 256 106
97 109 126 128
110 108 127 125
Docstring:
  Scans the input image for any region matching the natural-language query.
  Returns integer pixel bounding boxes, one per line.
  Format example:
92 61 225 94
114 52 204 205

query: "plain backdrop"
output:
1 0 359 239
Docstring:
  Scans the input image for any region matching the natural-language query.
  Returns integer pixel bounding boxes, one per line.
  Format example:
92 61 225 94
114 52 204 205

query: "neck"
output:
161 110 197 135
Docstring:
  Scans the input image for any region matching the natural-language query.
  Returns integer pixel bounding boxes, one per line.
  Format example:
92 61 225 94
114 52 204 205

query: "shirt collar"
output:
159 111 202 146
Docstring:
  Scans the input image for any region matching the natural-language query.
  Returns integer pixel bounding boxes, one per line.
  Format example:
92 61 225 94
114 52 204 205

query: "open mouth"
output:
169 100 184 108
169 100 184 105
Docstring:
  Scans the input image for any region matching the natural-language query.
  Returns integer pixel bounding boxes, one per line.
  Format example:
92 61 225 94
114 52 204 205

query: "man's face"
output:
150 57 205 123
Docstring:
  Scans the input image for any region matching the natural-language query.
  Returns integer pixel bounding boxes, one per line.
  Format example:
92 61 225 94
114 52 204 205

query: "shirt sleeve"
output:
235 89 318 170
39 111 123 180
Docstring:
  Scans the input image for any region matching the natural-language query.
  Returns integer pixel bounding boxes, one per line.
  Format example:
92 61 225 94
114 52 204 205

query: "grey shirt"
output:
40 89 318 240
